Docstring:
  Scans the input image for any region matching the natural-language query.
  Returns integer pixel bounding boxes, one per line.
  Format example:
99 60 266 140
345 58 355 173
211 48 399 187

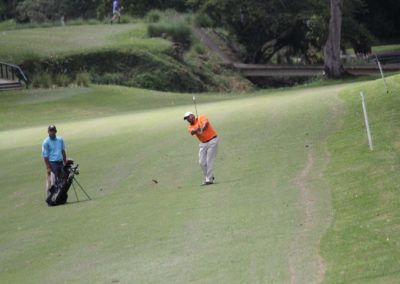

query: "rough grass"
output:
345 44 400 55
321 74 400 283
372 44 400 53
0 83 344 283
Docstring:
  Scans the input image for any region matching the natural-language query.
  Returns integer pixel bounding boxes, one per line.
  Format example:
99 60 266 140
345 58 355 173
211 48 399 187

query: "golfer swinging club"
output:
42 125 67 198
184 108 219 186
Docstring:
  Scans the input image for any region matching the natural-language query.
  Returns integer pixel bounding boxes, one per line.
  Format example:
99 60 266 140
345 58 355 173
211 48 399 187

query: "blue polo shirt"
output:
42 136 65 162
113 0 119 12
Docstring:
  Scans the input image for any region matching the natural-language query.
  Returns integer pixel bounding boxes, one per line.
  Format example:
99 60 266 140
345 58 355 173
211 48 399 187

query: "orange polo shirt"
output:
188 114 217 143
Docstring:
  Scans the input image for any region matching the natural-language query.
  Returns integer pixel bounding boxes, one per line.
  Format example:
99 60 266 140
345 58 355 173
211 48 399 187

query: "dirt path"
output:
192 27 233 64
289 149 325 284
288 91 343 284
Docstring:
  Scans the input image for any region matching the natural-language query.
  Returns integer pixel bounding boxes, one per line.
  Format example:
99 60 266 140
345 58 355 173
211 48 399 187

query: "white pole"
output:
360 91 373 151
375 56 389 94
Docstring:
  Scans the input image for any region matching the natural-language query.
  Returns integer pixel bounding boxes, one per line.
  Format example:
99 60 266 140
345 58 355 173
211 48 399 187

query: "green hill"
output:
0 23 251 93
0 24 169 64
321 75 400 283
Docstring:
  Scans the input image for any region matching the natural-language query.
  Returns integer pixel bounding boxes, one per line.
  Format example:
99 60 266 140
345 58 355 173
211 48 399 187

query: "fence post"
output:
360 91 373 151
375 55 389 94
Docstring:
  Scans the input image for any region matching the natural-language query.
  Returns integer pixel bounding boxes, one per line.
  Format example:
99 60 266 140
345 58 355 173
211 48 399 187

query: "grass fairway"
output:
0 83 344 283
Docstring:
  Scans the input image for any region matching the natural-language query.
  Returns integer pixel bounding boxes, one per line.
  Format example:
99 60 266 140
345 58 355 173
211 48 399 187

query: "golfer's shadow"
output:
66 199 92 205
213 178 242 185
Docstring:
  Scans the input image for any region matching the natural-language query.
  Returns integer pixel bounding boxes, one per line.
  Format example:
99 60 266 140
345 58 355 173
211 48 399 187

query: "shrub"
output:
101 16 112 24
66 18 85 26
127 72 165 90
193 13 214 28
146 10 161 23
127 67 207 93
162 9 183 22
148 22 193 48
193 43 206 55
32 73 52 88
91 73 125 85
0 19 17 31
119 15 138 24
53 74 71 87
20 49 216 92
76 72 91 87
87 19 101 25
147 23 165 38
170 23 192 46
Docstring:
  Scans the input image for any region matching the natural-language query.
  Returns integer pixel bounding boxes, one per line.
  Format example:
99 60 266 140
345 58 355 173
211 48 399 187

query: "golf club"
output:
193 95 199 117
192 95 202 133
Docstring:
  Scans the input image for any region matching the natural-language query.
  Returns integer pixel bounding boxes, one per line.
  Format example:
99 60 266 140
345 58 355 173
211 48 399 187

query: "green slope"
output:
0 84 343 283
321 75 400 283
0 23 250 93
0 24 170 63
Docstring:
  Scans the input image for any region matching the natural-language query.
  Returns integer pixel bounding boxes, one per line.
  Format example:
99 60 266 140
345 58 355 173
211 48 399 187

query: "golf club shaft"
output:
193 96 202 133
193 96 199 117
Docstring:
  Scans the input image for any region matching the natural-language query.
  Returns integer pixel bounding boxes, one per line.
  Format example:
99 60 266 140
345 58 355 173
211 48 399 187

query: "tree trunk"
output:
324 0 344 78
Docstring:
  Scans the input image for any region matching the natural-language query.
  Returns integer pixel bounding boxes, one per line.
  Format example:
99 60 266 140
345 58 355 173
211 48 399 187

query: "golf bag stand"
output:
71 174 91 202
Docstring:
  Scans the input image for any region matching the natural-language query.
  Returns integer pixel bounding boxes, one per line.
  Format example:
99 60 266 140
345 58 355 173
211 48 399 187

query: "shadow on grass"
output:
65 198 93 205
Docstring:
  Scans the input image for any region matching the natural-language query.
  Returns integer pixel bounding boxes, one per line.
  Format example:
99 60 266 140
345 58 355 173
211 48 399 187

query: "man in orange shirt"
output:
184 111 219 186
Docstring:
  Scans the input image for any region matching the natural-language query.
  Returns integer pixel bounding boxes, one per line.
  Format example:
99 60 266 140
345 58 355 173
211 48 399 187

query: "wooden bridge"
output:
193 27 400 78
233 63 400 77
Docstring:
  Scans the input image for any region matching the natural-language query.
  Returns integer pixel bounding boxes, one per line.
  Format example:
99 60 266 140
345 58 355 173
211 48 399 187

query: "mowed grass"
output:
321 74 400 283
0 23 170 63
372 44 400 53
0 84 343 283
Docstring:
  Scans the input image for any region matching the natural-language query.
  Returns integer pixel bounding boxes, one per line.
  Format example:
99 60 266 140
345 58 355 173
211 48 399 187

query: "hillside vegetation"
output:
0 22 251 93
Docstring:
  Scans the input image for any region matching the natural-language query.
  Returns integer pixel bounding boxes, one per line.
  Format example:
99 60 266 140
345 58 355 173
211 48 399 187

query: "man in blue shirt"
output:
111 0 121 24
42 125 67 197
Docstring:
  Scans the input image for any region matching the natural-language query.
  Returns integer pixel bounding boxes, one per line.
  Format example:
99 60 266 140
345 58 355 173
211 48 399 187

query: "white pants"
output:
46 172 56 197
199 137 219 182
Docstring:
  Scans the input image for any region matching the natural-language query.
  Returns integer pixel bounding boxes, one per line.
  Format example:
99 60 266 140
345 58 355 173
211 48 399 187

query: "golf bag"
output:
46 160 79 206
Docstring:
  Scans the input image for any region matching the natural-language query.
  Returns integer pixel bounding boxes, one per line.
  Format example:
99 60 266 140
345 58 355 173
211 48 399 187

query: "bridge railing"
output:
0 61 29 87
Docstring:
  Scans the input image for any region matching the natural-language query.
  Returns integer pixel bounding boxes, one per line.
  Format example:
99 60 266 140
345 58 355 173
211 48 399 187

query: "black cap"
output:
48 125 57 131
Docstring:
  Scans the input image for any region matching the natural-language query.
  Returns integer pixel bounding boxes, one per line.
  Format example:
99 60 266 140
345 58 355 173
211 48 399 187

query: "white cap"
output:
183 111 194 120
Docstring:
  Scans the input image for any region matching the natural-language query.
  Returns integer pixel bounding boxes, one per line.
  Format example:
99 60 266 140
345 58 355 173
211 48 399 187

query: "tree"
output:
16 0 64 22
324 0 344 78
361 0 400 41
194 0 325 63
341 0 372 56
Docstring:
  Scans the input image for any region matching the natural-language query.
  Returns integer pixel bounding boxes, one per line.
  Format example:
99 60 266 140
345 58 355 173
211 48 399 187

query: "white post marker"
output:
375 56 389 94
360 91 373 151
